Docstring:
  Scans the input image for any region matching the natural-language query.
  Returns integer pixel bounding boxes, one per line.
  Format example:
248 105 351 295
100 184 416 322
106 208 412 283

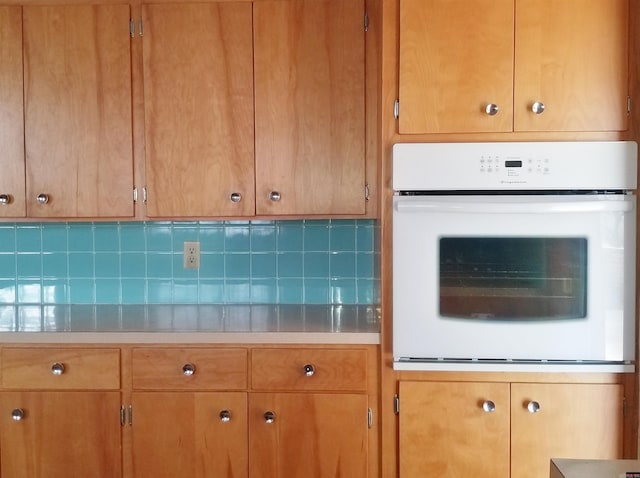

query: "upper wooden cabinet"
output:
254 0 366 215
142 2 255 217
143 0 367 218
0 7 25 218
24 4 134 218
398 0 629 134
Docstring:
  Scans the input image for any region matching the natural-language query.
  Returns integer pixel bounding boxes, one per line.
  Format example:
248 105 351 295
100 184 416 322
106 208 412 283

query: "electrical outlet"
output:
183 241 200 269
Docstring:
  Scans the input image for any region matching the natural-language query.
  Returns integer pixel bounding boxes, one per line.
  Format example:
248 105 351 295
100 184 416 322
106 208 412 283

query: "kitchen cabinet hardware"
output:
229 192 242 203
0 194 12 205
50 362 65 376
303 364 315 377
181 363 196 376
269 191 281 202
36 193 49 205
484 103 499 116
11 408 24 421
526 400 541 413
531 101 545 115
219 410 231 423
263 411 276 424
482 400 496 413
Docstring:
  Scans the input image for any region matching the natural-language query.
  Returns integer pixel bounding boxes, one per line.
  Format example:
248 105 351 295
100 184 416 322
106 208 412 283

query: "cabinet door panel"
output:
511 383 623 478
399 381 510 478
0 391 122 478
24 5 134 218
514 0 628 132
254 0 366 215
132 391 248 478
399 0 514 133
143 3 255 217
0 6 25 217
249 392 367 477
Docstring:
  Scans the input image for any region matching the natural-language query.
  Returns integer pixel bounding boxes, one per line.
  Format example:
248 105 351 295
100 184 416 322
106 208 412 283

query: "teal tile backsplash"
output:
0 220 379 305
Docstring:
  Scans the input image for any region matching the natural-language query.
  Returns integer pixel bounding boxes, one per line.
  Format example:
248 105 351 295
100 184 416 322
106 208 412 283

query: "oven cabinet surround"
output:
398 378 625 478
397 0 629 134
0 343 379 478
0 4 134 219
142 0 368 218
0 347 122 478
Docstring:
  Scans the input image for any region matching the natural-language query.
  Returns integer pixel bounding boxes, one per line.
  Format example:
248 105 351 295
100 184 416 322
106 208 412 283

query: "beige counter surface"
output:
0 304 380 344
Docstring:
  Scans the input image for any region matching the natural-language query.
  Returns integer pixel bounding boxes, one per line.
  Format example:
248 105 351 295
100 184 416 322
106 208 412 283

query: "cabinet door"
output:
254 0 366 215
0 391 122 478
23 5 134 218
514 0 629 132
0 6 25 217
398 0 514 134
399 381 510 478
143 3 255 217
131 391 248 478
249 392 368 477
511 383 623 478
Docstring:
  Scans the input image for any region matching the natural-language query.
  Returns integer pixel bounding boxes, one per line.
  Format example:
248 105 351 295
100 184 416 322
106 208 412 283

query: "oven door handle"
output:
394 200 634 214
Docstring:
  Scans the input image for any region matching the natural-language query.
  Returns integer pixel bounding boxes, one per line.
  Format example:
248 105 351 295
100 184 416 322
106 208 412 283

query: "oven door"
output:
393 194 636 366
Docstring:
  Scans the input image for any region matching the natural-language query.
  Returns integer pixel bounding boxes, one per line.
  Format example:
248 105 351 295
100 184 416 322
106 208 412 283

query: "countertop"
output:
0 304 380 344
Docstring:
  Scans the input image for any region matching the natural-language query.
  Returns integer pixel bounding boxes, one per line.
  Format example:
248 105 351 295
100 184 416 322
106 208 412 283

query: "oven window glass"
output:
439 237 587 320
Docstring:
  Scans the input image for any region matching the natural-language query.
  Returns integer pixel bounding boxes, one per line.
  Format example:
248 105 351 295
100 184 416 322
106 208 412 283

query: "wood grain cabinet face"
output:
399 381 623 478
142 2 256 218
399 0 629 134
0 347 122 478
23 5 134 218
0 6 25 218
254 0 367 215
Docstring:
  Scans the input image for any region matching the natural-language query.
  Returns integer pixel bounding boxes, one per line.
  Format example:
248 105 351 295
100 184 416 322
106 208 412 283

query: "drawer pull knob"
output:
531 101 545 115
182 363 196 376
51 362 65 375
264 411 276 424
219 410 231 423
303 364 315 377
36 193 50 205
230 192 242 203
11 409 24 421
527 401 541 413
482 400 496 413
269 191 281 202
0 194 12 205
484 103 499 116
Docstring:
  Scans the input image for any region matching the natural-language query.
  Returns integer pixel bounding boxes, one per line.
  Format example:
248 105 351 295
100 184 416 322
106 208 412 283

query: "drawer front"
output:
2 348 120 390
132 348 248 390
251 348 367 392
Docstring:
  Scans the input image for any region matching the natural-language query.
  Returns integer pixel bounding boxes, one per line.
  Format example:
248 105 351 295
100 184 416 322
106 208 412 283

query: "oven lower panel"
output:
394 358 634 373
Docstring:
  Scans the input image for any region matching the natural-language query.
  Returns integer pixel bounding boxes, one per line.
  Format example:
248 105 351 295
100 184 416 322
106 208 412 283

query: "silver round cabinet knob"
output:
484 103 499 116
182 363 196 376
269 191 281 202
219 410 231 423
482 400 496 413
264 411 276 424
229 192 242 203
51 362 65 375
303 364 315 377
527 400 541 413
11 409 24 421
531 101 545 115
36 193 50 205
0 194 12 205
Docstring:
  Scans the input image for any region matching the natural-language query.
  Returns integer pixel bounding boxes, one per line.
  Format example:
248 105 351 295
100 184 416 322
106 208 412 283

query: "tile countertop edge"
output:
0 331 381 345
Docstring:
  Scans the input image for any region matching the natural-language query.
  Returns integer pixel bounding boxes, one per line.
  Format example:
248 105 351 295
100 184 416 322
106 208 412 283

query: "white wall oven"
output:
393 142 637 372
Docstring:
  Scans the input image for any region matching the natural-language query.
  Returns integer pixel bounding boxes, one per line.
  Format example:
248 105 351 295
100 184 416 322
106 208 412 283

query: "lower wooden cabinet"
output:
249 392 368 477
131 391 248 478
0 391 122 478
399 381 624 478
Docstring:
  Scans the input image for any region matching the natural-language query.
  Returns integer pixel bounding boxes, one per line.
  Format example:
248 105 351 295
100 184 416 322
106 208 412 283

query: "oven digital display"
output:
505 160 523 168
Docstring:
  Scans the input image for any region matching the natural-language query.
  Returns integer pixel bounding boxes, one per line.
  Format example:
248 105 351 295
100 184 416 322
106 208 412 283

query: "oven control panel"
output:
479 155 551 177
392 141 638 191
